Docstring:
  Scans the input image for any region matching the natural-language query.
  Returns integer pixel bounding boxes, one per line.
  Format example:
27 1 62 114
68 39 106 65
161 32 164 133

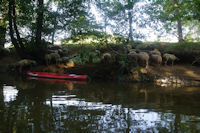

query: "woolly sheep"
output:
163 53 179 66
101 52 112 64
16 59 37 73
128 51 137 61
126 45 132 50
128 51 149 68
47 45 62 50
149 48 161 56
137 52 149 68
45 53 60 65
128 49 137 54
59 57 70 63
150 54 162 65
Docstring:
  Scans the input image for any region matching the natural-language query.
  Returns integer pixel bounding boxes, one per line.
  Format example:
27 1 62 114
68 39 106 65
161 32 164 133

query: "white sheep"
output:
16 59 37 73
101 52 112 64
163 53 179 66
128 51 137 61
149 48 161 56
47 45 62 50
150 54 162 66
128 51 149 68
45 53 60 65
128 49 137 54
126 44 132 50
137 52 149 68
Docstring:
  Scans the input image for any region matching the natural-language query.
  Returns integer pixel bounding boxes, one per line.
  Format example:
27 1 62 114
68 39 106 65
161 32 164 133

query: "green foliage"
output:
145 0 200 41
135 42 167 51
0 0 8 47
61 31 127 46
63 44 101 65
95 0 145 40
135 41 200 56
164 42 200 54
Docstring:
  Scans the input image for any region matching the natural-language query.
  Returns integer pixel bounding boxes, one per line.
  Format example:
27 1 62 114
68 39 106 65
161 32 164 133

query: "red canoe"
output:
27 77 87 84
27 71 88 80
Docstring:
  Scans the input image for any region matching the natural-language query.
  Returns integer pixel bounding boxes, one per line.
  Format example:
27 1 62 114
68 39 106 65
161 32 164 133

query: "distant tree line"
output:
0 0 200 57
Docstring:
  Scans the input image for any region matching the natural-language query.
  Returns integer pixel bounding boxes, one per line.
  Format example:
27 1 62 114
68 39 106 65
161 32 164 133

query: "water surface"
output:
0 74 200 132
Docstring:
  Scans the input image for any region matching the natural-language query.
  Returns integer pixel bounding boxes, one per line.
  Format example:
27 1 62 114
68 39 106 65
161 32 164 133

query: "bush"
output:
164 42 200 55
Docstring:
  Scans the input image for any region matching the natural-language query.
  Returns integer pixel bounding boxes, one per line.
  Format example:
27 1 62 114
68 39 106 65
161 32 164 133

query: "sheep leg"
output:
19 66 22 73
47 58 50 66
165 59 168 66
146 60 149 68
46 59 49 66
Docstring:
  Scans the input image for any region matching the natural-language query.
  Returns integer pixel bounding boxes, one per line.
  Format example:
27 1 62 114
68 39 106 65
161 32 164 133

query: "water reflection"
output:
0 74 200 132
3 85 18 102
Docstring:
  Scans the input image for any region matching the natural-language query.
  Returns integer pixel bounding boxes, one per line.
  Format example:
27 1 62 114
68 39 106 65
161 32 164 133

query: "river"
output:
0 74 200 132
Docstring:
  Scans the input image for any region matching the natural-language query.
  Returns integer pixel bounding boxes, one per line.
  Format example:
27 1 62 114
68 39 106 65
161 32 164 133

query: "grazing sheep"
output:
150 54 162 65
128 51 149 68
95 50 101 56
61 48 69 56
101 52 112 64
128 49 137 54
149 48 161 56
163 53 179 66
126 45 132 50
45 53 60 65
89 52 96 63
47 45 62 50
137 52 149 68
59 57 70 63
16 59 37 73
128 51 137 62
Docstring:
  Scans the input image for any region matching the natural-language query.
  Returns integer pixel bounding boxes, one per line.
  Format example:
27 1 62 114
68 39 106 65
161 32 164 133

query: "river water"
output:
0 74 200 133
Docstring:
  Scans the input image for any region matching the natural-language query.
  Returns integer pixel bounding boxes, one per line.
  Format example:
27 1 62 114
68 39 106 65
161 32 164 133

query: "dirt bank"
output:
1 53 200 86
31 62 200 86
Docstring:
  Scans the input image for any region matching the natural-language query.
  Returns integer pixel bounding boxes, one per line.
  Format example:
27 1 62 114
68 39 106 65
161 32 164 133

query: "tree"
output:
146 0 200 42
173 0 183 42
96 0 144 44
0 0 7 47
8 0 25 56
35 0 44 47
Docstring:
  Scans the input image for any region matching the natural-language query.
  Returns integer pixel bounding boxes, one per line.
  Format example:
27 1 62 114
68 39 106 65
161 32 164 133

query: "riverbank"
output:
1 42 200 87
1 55 200 87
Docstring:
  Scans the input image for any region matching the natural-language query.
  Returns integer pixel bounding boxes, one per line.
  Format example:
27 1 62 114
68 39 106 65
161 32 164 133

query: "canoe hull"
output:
27 72 88 80
27 77 87 84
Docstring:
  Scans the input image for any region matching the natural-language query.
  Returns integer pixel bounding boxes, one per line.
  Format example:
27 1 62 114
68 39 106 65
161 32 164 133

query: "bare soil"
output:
148 65 200 81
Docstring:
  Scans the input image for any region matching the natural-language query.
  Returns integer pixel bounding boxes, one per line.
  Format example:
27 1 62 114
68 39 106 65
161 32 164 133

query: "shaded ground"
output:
148 65 200 81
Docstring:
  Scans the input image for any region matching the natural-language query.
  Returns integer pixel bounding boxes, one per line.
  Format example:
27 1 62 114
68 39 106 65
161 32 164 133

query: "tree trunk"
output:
51 31 55 45
12 0 24 49
8 0 19 50
0 27 6 48
128 10 133 44
0 0 7 47
174 0 183 42
177 19 183 42
35 0 44 46
104 17 108 45
8 0 25 56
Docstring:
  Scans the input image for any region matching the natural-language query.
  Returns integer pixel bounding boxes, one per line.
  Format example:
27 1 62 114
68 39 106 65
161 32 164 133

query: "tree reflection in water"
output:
0 76 200 132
